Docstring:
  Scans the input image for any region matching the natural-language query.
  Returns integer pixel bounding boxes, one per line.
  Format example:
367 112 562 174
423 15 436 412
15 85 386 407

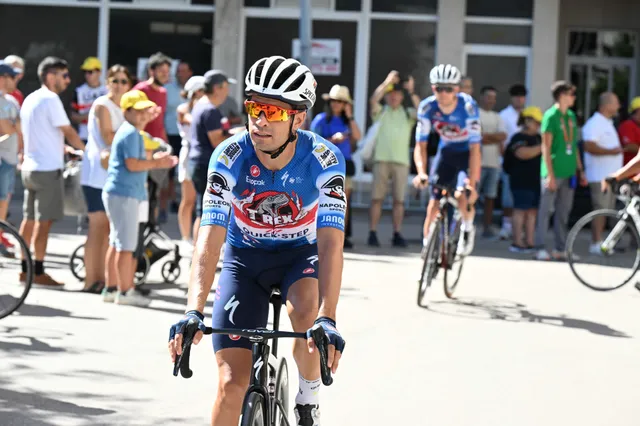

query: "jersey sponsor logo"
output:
229 334 241 341
321 215 345 226
313 144 339 169
321 175 346 202
465 101 477 116
250 165 260 177
203 195 231 208
245 176 265 186
433 121 469 140
240 226 311 239
303 268 315 274
307 255 318 265
467 118 481 133
224 295 240 325
207 172 230 199
280 171 290 187
236 190 311 228
219 142 242 167
201 211 227 223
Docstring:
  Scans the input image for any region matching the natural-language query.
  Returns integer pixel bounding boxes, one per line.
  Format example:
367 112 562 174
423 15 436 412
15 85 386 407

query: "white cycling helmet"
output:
245 56 317 110
429 64 462 85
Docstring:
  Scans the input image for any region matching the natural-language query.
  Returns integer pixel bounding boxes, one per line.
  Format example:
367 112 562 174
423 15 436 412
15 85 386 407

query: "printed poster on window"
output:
292 39 341 76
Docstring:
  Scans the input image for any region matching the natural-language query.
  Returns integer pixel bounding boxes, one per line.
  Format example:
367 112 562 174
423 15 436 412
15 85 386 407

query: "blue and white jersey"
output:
201 130 347 250
415 93 482 154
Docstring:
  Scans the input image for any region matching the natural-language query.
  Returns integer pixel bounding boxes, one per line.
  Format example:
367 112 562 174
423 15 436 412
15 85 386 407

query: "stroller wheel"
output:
135 253 151 285
69 243 86 282
161 260 181 284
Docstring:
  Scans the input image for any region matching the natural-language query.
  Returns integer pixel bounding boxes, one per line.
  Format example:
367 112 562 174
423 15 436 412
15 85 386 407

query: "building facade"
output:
2 0 639 208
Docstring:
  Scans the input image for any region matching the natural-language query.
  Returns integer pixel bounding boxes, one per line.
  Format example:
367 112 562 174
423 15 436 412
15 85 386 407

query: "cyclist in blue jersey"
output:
168 56 346 426
413 64 482 256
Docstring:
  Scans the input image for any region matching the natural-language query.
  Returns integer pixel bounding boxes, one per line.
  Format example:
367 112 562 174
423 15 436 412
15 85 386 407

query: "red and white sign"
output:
250 165 260 177
292 39 341 76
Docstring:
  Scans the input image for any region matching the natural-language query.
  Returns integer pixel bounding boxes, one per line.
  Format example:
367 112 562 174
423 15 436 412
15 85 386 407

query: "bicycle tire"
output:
567 209 640 291
417 220 442 307
69 243 86 281
444 214 464 299
0 221 33 319
274 357 289 426
240 392 267 426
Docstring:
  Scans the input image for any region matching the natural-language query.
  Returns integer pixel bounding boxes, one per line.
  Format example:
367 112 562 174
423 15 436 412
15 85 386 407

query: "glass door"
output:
567 60 634 125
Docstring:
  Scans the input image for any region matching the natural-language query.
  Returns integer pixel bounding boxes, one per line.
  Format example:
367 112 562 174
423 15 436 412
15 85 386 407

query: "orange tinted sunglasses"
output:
244 100 300 122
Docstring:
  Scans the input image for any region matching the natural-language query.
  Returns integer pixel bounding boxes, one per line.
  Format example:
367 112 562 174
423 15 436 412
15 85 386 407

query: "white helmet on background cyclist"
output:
429 64 462 85
245 55 317 110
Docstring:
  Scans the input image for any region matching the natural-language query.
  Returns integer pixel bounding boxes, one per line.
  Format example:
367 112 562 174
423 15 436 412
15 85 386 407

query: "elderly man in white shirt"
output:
498 84 528 239
582 92 623 253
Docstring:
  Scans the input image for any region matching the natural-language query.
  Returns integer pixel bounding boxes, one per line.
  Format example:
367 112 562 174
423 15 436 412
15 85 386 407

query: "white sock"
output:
423 237 428 247
296 375 321 406
462 219 474 231
502 217 512 229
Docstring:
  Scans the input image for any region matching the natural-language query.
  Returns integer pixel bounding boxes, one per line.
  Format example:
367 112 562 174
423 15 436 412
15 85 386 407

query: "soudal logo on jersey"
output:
235 190 314 228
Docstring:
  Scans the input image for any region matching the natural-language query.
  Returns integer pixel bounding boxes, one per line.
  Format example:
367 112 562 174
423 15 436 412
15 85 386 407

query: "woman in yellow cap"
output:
503 106 543 253
101 89 178 306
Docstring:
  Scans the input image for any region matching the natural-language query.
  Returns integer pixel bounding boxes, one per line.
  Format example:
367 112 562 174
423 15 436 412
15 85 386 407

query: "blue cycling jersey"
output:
415 93 482 153
201 130 347 250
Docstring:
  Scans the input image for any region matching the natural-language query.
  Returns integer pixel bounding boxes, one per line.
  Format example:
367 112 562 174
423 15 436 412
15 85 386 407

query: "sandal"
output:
81 281 105 294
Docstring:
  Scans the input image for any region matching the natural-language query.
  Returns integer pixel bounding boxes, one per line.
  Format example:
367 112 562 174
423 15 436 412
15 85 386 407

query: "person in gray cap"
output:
187 69 237 239
0 61 22 257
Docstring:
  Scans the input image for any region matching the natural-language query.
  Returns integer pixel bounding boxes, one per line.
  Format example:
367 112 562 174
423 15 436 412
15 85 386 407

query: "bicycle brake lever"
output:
310 326 333 386
172 319 205 379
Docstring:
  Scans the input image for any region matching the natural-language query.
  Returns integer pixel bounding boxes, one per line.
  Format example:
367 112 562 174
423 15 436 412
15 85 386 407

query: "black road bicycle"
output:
174 288 333 426
418 183 471 306
0 220 34 319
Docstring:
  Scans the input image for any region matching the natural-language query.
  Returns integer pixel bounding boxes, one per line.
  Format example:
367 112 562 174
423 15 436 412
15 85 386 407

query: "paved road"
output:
1 204 639 426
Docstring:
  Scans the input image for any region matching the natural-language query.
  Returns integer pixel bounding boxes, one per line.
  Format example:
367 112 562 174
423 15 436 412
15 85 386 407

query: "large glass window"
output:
0 5 99 108
244 18 357 114
466 0 533 18
336 0 361 11
465 24 531 46
568 31 636 58
372 0 437 14
109 10 213 79
466 54 527 111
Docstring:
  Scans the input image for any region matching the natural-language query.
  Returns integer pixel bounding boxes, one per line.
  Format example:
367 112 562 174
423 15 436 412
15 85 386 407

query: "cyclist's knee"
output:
215 349 251 407
287 279 319 329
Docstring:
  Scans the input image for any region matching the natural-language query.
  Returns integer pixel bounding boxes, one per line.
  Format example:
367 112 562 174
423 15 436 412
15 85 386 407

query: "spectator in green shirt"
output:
535 81 587 261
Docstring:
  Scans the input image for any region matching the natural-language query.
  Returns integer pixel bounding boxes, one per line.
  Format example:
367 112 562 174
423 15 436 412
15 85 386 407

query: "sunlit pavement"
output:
1 203 639 426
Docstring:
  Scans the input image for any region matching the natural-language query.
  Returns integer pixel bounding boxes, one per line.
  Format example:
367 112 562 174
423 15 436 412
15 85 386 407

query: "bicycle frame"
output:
602 195 640 252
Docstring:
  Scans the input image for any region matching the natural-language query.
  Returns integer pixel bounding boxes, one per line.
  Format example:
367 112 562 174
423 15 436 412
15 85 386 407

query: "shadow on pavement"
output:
16 302 106 321
0 336 67 354
424 297 631 338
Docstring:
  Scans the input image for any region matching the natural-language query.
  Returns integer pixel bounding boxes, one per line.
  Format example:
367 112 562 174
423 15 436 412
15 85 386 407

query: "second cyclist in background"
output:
413 64 482 256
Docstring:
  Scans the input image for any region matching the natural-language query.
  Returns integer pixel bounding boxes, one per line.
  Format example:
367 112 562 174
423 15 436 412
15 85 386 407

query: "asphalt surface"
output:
1 200 639 426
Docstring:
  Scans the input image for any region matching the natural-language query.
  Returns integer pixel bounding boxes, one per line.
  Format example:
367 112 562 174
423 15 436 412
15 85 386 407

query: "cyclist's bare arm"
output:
612 152 640 181
413 143 428 176
468 143 481 187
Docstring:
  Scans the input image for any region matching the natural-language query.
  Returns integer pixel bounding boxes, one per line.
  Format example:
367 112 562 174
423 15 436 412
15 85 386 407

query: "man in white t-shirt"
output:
478 86 507 237
582 92 623 253
498 83 528 239
19 56 85 287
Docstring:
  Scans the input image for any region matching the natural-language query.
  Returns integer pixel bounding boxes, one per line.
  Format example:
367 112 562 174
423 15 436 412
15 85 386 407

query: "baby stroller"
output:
69 139 183 288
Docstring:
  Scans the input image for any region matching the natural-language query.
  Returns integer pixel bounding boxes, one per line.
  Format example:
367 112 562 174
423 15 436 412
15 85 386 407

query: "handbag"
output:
358 107 387 166
62 160 88 217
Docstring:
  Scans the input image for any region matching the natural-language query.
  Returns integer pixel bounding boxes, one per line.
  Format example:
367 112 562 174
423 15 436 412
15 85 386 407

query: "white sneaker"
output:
499 227 512 240
535 249 551 261
115 289 151 307
457 226 476 256
589 242 604 255
102 288 117 303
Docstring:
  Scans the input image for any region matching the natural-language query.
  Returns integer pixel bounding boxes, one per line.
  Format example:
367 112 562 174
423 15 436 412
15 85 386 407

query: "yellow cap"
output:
629 97 640 114
521 106 543 123
120 90 156 111
81 56 103 71
139 131 161 151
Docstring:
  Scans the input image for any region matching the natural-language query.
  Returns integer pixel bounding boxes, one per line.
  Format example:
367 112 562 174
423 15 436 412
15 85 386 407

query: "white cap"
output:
184 76 206 99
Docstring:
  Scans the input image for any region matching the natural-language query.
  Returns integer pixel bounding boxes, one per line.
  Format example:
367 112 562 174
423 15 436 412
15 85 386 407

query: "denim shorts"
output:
479 167 500 199
0 159 16 201
501 172 514 209
102 192 141 252
82 185 105 213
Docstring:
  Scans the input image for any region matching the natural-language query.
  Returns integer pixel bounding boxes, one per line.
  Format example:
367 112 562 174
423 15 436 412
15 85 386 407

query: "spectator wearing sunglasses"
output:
71 57 108 144
535 81 587 261
18 56 85 287
79 65 132 294
188 70 236 240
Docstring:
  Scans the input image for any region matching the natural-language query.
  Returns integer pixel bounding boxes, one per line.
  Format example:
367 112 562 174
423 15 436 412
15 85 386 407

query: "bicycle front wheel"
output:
443 214 464 299
566 209 640 291
240 392 266 426
417 220 442 307
0 221 33 319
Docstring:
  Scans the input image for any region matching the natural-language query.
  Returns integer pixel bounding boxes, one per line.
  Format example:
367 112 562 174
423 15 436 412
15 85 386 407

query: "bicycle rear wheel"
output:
69 243 86 281
0 221 33 319
566 209 640 291
417 220 442 307
443 213 464 299
240 392 266 426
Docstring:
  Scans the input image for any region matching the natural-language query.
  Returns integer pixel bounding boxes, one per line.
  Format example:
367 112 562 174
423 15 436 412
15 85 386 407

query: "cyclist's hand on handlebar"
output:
413 173 429 189
168 310 206 363
462 178 478 204
307 317 345 374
